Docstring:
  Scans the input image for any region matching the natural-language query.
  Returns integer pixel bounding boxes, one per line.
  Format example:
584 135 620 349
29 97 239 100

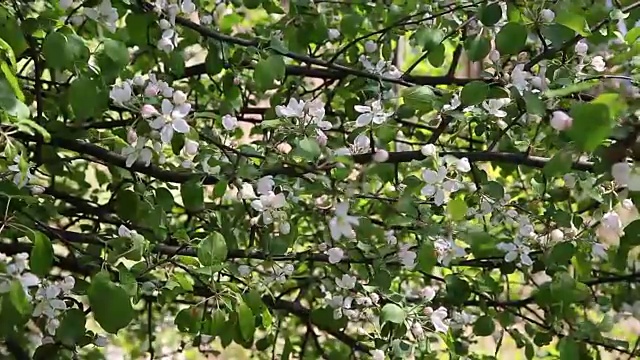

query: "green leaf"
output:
543 151 572 177
567 102 613 152
9 281 32 316
380 303 405 324
297 137 321 159
175 308 201 333
478 3 503 26
102 39 129 68
547 242 575 265
402 86 435 111
523 91 545 116
42 31 89 71
446 197 467 221
1 61 23 101
88 272 135 334
559 337 579 360
465 35 491 62
460 80 488 106
197 231 228 266
56 309 86 346
237 302 255 341
213 179 228 198
205 46 224 75
555 11 590 37
29 232 54 277
620 220 640 247
473 315 495 336
496 23 528 55
69 77 100 121
428 43 445 67
0 77 29 118
544 80 599 99
15 119 51 142
254 55 285 89
181 179 204 212
417 28 444 51
42 32 67 69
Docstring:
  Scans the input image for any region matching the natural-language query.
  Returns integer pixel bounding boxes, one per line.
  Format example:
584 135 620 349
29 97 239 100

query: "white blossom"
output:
592 242 608 260
250 192 287 224
482 98 510 118
109 82 132 105
510 64 532 93
181 0 196 14
371 350 385 360
328 28 340 41
410 322 425 339
222 114 238 131
442 94 461 112
354 100 392 127
385 230 397 245
329 201 359 240
326 247 344 264
591 56 606 72
84 0 119 33
239 183 257 199
398 243 416 269
7 156 33 188
421 144 437 157
149 99 191 143
335 274 357 289
426 306 449 333
364 40 377 53
497 239 533 266
256 176 275 195
200 14 213 25
434 238 466 266
59 0 73 10
455 157 471 173
121 137 153 168
157 29 178 53
420 286 436 301
601 211 623 234
276 98 305 118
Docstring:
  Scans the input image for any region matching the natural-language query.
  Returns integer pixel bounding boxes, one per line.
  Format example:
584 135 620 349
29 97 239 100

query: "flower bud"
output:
550 111 573 131
30 185 45 195
421 144 437 157
550 229 564 242
540 9 555 23
172 90 187 105
575 41 588 56
489 49 500 62
183 139 199 156
144 84 160 97
364 40 377 53
373 149 389 162
127 128 138 144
